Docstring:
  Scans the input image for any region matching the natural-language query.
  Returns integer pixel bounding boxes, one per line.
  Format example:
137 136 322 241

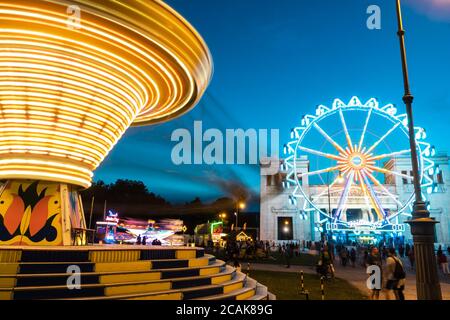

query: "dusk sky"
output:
94 0 450 209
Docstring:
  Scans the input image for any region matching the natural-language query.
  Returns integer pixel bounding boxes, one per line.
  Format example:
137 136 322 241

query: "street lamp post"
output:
395 0 442 300
235 201 245 232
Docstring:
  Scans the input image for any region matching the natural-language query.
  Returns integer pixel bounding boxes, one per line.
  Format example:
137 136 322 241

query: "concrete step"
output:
1 264 235 300
53 266 249 300
0 260 225 288
0 255 216 275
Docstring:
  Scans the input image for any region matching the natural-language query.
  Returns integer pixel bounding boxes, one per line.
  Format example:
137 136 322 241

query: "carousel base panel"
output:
0 246 273 300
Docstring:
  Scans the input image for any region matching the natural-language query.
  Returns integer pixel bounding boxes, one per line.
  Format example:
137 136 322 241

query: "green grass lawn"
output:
250 270 368 300
211 249 318 267
244 252 318 266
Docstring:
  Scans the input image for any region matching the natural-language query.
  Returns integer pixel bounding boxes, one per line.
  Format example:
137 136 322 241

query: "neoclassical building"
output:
260 152 450 247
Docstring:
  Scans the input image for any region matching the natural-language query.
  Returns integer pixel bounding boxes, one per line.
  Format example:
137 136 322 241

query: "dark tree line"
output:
81 179 169 208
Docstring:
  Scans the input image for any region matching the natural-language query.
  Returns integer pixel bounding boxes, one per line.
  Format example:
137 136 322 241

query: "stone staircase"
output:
0 246 273 300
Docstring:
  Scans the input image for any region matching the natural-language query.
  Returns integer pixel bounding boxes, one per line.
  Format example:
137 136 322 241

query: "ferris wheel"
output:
283 97 438 234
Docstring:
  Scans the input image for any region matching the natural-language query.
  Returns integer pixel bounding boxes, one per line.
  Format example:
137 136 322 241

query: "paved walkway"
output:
250 260 450 300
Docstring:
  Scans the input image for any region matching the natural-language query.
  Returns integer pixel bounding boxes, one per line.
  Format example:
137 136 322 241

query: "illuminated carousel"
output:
0 0 211 246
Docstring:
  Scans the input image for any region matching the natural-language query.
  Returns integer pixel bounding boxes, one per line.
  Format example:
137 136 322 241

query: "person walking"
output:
340 247 349 267
384 248 406 300
438 252 449 274
350 248 356 268
362 249 369 268
136 234 142 245
437 245 443 257
284 243 293 268
398 244 404 258
317 244 333 279
142 236 147 245
408 246 415 271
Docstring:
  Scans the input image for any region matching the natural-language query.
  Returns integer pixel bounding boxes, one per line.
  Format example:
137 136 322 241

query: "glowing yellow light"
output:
0 0 212 188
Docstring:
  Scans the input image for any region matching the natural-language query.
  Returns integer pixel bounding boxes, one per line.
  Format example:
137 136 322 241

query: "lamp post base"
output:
406 201 442 300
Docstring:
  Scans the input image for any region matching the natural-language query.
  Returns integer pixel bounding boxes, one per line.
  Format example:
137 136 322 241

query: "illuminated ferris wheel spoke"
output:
298 165 343 178
360 171 386 220
314 178 344 199
361 184 374 221
358 108 373 152
338 108 354 152
367 164 414 181
363 169 403 207
312 122 347 155
366 122 401 154
367 149 411 161
297 145 346 161
356 171 374 214
334 171 354 220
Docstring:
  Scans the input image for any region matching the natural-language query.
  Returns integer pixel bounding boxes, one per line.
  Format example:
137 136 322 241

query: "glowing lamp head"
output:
336 172 345 184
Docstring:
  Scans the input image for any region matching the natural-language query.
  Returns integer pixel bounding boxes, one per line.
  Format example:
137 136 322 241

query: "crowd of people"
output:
205 239 324 267
201 236 449 300
135 235 162 246
318 241 450 300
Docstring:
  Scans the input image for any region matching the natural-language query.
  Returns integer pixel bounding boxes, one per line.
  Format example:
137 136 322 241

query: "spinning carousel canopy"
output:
0 0 212 187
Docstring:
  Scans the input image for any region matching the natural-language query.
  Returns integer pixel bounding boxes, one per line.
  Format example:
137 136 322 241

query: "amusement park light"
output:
430 145 436 157
0 0 212 188
239 202 246 210
336 172 344 184
283 144 288 155
402 118 408 127
435 165 441 175
415 128 427 140
288 195 297 206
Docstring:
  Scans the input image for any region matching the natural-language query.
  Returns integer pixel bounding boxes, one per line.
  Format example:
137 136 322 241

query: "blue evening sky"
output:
94 0 450 209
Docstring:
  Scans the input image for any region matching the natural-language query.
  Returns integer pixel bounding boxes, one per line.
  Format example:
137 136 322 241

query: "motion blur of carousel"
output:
96 211 185 246
0 0 271 300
